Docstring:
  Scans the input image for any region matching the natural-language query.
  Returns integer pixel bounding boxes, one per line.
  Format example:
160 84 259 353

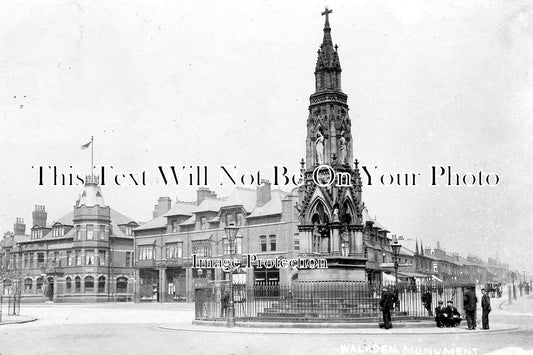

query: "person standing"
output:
481 288 491 330
434 300 445 327
379 286 395 329
422 289 433 316
221 290 230 317
464 286 478 330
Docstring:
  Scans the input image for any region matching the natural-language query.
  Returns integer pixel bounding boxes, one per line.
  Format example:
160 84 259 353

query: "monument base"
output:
298 256 367 282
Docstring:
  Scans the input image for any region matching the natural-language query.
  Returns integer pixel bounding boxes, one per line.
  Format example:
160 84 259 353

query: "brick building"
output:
133 183 300 302
0 176 138 302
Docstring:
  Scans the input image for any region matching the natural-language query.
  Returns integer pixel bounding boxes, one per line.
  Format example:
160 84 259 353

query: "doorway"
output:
47 277 54 301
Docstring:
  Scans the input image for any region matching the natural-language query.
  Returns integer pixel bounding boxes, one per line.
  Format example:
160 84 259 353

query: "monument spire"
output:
322 7 332 31
315 7 341 92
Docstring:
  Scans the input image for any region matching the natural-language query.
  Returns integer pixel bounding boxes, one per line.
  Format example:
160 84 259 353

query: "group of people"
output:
381 285 492 330
434 300 462 327
434 286 491 330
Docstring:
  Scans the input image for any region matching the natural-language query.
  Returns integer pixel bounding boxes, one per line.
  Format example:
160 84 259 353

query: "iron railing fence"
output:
195 281 472 322
0 293 21 319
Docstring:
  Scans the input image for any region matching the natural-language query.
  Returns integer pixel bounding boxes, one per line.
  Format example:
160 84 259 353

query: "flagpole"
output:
91 136 94 181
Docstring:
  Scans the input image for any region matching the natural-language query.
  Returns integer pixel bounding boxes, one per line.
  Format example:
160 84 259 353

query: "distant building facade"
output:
133 184 300 302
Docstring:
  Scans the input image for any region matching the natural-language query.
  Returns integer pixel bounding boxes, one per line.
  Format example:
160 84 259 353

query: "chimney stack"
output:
32 205 47 227
14 217 26 235
153 197 172 218
257 180 272 207
196 188 217 206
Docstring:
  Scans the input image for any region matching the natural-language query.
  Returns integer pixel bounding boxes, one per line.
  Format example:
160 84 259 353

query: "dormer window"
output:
236 213 244 226
121 225 132 236
52 226 64 237
226 213 234 226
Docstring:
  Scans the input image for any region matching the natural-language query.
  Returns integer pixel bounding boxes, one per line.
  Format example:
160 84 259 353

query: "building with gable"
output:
0 175 139 302
133 182 300 302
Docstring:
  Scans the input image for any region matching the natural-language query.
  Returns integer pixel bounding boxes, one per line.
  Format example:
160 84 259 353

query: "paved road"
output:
0 296 532 355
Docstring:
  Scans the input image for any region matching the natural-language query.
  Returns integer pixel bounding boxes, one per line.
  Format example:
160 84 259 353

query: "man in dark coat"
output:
220 290 230 317
442 300 462 327
434 300 445 327
379 286 396 329
481 288 491 329
422 290 433 316
463 286 478 330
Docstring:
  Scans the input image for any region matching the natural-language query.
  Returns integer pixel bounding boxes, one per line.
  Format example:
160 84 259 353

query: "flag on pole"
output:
81 140 92 150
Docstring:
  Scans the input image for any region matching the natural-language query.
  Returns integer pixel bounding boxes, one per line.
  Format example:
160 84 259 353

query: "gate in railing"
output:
195 281 471 322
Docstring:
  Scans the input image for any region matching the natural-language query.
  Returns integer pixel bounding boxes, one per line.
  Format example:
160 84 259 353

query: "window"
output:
116 277 128 293
226 213 234 226
36 277 43 291
166 243 183 259
24 278 32 292
67 251 72 266
75 225 81 240
223 237 242 255
75 276 81 293
86 251 94 265
126 252 131 267
66 277 72 292
37 252 45 266
200 217 208 230
138 245 154 260
260 236 267 252
99 250 106 266
98 224 106 240
31 229 43 239
52 226 63 237
236 213 244 226
171 220 178 233
294 239 300 251
87 224 94 240
98 276 105 293
235 237 242 254
75 250 81 266
192 240 211 257
84 276 94 292
223 238 231 255
121 225 132 236
269 235 276 252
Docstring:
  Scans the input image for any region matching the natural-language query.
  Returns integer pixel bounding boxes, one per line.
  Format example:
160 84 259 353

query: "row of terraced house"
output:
0 178 510 303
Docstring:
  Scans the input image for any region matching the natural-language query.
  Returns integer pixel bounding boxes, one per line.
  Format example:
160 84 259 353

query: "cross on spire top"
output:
321 7 332 29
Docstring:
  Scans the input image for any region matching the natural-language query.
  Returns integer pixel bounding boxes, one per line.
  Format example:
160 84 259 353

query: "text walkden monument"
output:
297 8 367 281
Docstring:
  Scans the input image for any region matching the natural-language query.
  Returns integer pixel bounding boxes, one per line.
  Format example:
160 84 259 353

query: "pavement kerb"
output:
0 316 37 325
158 321 520 335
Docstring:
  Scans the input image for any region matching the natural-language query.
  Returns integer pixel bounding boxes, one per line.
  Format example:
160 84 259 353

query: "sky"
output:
0 0 532 274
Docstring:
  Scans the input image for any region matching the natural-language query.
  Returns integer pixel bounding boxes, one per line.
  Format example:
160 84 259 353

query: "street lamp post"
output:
391 235 402 293
224 224 239 328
